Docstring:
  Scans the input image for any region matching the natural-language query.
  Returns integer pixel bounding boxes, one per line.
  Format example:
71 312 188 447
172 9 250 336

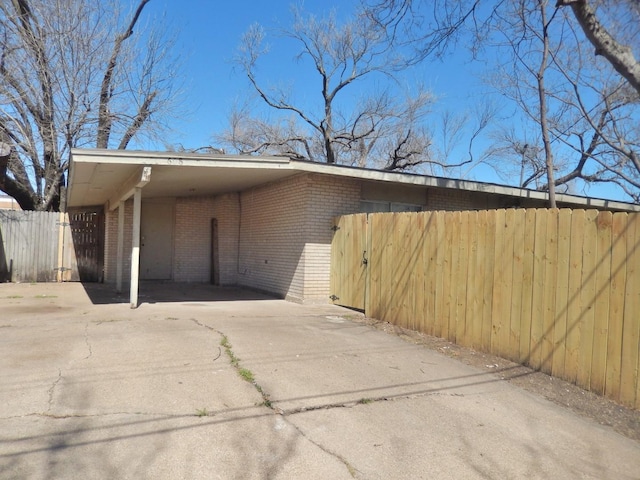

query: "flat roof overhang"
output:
67 149 299 209
67 148 640 212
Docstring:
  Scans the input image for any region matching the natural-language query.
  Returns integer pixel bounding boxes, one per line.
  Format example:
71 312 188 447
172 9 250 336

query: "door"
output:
330 213 368 310
140 198 174 280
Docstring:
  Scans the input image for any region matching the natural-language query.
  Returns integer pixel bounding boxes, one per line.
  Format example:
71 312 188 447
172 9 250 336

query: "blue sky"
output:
142 0 487 151
134 0 630 203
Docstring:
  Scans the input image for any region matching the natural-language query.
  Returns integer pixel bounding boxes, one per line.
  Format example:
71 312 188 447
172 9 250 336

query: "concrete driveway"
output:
1 282 638 479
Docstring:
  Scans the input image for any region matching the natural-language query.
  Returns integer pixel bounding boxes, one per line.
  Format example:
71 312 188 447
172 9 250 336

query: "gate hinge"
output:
329 294 340 301
56 222 70 227
331 225 340 232
54 267 71 272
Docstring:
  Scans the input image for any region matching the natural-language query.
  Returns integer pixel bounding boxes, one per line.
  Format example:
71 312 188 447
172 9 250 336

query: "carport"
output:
67 149 297 307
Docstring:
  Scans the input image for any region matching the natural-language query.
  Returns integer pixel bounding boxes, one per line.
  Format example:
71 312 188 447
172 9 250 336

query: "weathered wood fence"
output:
331 209 640 409
0 209 103 283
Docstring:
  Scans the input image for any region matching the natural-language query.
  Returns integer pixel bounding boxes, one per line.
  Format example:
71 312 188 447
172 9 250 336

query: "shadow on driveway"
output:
80 281 279 305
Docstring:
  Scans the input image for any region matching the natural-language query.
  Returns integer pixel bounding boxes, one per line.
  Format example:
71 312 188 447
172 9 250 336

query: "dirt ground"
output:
352 316 640 443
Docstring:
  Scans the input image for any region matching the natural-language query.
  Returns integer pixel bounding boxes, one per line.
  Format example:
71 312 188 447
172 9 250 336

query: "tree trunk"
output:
538 2 557 208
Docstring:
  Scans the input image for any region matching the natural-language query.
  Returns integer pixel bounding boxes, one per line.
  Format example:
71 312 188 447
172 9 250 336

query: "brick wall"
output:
237 173 360 302
173 194 239 283
104 200 133 284
237 175 309 301
104 194 240 285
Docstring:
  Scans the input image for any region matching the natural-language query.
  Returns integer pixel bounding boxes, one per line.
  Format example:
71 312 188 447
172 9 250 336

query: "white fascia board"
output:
290 160 640 212
70 148 291 168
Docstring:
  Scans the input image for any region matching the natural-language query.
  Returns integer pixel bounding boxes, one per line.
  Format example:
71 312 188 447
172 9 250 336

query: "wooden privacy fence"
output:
330 209 640 409
0 209 104 283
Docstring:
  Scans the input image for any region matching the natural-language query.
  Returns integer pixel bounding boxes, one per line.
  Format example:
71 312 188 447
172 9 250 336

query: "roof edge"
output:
70 148 291 165
290 160 640 212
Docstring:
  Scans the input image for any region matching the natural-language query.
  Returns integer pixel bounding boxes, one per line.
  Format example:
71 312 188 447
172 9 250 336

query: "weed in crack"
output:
219 334 272 410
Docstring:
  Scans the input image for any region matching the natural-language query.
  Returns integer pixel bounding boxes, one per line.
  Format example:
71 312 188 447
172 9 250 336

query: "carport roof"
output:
67 148 640 212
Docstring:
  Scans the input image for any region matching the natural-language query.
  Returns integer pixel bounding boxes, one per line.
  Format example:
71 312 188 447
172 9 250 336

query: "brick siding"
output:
236 173 360 302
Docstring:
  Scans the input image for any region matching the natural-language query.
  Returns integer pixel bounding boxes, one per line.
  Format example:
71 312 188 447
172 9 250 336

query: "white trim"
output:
130 188 142 308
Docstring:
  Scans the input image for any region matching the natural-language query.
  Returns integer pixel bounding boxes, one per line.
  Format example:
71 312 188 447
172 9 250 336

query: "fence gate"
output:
330 213 368 310
68 208 104 282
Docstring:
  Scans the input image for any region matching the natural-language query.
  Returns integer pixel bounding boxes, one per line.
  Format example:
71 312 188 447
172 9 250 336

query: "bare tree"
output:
486 0 640 203
365 0 640 202
0 0 179 211
557 0 640 96
225 7 437 171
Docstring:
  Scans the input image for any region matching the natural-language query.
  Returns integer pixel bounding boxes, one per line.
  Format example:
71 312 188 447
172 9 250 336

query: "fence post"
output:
57 211 65 282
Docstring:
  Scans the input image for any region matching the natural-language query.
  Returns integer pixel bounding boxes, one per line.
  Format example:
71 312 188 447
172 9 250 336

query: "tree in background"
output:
557 0 640 96
221 7 439 172
364 0 640 204
485 0 640 204
0 0 180 211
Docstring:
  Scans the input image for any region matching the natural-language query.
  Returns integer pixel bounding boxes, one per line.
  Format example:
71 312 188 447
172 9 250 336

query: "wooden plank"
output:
551 209 572 379
387 213 401 326
351 214 360 307
465 211 481 349
577 209 599 390
497 209 515 359
433 211 446 339
519 209 536 364
481 210 496 352
438 212 451 340
604 213 627 401
445 212 461 342
62 214 79 282
564 210 585 384
540 209 559 375
491 209 508 357
366 214 381 318
620 213 640 407
590 211 613 395
376 213 393 323
423 212 437 336
529 209 547 371
455 211 471 346
364 213 373 315
412 213 427 333
397 213 413 329
509 209 525 362
469 210 485 350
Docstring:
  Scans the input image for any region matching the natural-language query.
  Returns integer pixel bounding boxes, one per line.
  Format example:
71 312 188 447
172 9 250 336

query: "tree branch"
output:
97 0 151 148
557 0 640 96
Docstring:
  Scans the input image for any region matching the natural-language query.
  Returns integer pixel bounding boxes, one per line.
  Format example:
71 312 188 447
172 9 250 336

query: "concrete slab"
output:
1 282 639 479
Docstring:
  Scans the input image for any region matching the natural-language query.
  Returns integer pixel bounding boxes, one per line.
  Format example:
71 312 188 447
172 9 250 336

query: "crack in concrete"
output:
188 317 445 478
83 322 92 360
288 421 361 478
46 369 62 412
279 391 465 416
190 318 223 363
191 321 358 476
